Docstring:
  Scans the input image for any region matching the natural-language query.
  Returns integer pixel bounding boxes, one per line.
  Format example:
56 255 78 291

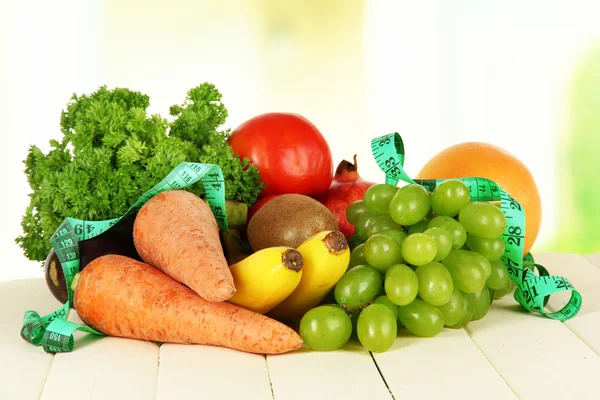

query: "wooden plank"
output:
373 329 517 399
465 295 600 400
267 342 392 400
532 252 600 354
156 344 273 400
584 253 600 269
534 252 600 315
0 278 58 400
41 309 160 400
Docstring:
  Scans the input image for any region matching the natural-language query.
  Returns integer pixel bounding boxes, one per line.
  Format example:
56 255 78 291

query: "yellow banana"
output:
227 246 303 314
268 230 350 321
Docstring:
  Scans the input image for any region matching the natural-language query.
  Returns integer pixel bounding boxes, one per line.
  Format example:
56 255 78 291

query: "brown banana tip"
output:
282 249 303 272
323 231 348 254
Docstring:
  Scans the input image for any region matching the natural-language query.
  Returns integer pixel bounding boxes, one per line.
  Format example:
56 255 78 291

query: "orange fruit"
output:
415 142 542 256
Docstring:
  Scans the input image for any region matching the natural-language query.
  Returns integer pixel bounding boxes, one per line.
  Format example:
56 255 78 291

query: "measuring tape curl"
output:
371 133 581 321
21 162 234 353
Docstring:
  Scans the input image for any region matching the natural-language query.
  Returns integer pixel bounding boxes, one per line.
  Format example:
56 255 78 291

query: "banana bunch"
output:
269 230 350 321
225 230 350 319
227 246 303 314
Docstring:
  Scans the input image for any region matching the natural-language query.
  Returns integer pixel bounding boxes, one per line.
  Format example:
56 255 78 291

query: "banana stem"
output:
282 249 303 272
322 231 349 254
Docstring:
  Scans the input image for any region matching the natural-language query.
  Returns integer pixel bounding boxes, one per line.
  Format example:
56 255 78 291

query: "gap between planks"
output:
1 279 58 400
533 252 600 355
266 341 394 400
369 351 396 400
461 251 600 400
372 328 517 400
264 354 276 400
6 251 600 400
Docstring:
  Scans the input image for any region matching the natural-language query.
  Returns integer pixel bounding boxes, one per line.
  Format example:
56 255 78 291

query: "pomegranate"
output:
315 155 376 238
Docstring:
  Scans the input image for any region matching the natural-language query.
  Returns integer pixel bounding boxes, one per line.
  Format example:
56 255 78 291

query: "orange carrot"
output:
133 190 235 302
73 254 304 354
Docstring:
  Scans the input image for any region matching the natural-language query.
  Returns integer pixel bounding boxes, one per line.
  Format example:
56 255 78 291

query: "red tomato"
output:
228 113 333 197
247 194 282 223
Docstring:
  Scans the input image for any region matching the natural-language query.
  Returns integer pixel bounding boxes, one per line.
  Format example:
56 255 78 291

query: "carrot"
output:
73 254 304 354
133 190 235 302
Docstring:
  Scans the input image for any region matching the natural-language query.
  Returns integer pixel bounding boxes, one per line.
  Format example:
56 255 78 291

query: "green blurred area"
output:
544 44 600 255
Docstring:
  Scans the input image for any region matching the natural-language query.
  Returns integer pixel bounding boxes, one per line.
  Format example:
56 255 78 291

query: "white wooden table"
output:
2 252 599 400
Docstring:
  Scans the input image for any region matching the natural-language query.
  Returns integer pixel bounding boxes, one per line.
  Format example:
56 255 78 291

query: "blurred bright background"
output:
1 0 599 282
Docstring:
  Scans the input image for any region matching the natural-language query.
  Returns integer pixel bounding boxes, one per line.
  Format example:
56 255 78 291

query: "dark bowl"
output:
44 217 141 305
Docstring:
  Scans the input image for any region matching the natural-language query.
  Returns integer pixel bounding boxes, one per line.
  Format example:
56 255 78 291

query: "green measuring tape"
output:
21 162 232 353
21 134 582 354
371 133 582 321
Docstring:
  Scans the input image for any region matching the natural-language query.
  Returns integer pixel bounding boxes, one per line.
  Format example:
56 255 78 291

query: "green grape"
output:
398 299 444 337
384 264 418 306
415 261 454 306
364 234 403 273
347 234 364 251
381 229 408 245
469 251 492 280
424 227 453 261
487 259 510 290
494 279 515 299
335 265 383 311
318 302 343 310
441 250 486 294
357 304 397 352
458 202 507 239
401 233 437 266
430 179 471 217
389 184 431 226
446 293 473 329
366 215 402 237
408 218 430 234
355 210 377 241
364 184 400 215
467 288 491 321
438 286 465 326
299 305 353 351
466 234 505 261
374 295 399 320
349 244 367 268
346 200 369 226
427 216 467 249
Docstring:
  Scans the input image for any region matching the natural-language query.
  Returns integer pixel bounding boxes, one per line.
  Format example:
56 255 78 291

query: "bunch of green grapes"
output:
298 179 515 353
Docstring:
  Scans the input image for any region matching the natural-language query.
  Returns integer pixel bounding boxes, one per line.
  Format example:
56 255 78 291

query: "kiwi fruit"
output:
247 194 339 251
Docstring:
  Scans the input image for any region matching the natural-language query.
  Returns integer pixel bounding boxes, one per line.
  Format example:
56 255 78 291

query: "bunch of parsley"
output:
17 83 263 262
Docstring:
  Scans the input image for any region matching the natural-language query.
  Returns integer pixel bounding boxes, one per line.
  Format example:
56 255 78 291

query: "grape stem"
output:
344 296 377 315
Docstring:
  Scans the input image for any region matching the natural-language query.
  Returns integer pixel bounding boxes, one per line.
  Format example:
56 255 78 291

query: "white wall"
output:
1 0 102 281
2 0 600 282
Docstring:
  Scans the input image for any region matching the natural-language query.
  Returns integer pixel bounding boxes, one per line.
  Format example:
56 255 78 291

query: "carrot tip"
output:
202 280 236 302
218 279 236 294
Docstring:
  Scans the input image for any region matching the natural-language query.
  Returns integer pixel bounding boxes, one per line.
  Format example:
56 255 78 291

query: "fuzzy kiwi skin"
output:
247 194 339 252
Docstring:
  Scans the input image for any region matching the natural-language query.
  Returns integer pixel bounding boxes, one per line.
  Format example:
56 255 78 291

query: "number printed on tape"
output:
21 162 236 353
